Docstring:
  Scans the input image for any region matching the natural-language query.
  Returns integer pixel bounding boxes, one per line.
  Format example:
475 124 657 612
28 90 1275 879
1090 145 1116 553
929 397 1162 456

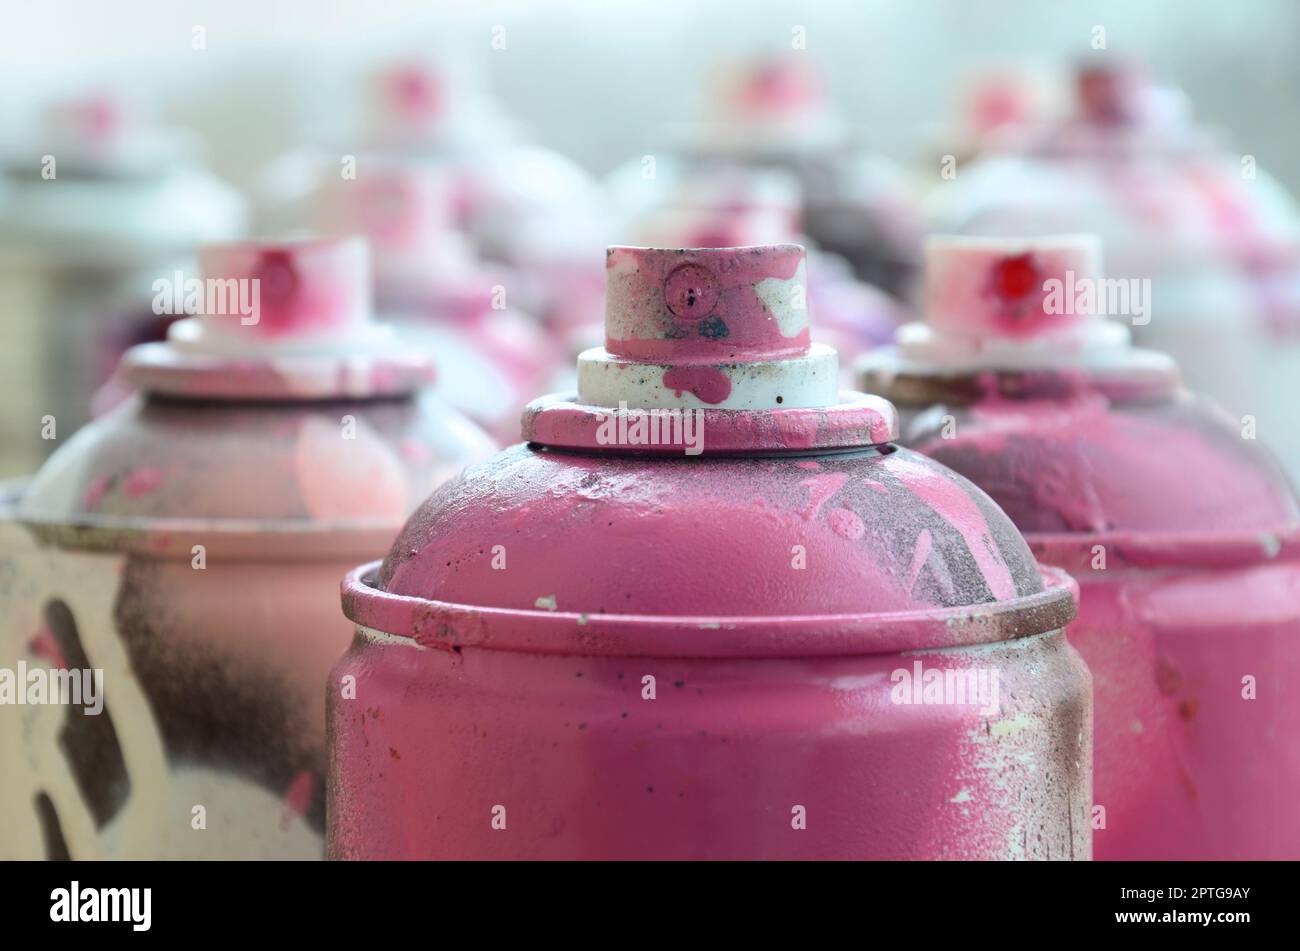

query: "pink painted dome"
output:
862 234 1300 553
359 245 1073 646
17 237 495 539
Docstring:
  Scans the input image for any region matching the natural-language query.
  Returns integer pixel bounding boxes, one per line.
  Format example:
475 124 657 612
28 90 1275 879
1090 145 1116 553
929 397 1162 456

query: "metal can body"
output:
0 393 493 859
890 387 1300 859
1032 544 1300 859
329 622 1089 860
327 431 1091 861
0 515 360 858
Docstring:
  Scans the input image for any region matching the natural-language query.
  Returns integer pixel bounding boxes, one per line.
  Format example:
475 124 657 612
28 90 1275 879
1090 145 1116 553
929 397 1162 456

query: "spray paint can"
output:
0 237 495 859
860 234 1300 859
928 60 1300 487
328 244 1090 860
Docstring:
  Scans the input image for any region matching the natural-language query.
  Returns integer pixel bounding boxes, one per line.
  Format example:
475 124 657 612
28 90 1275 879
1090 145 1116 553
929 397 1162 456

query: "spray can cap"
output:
121 236 435 399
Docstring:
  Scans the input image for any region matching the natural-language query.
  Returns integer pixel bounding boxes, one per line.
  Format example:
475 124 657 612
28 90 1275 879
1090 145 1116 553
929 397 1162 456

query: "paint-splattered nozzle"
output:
582 245 838 410
191 236 372 343
924 234 1101 342
126 235 433 399
604 245 810 361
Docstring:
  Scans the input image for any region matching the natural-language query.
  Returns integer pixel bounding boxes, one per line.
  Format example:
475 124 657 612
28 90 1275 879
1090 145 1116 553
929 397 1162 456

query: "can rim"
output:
339 560 1079 659
1 481 398 560
522 390 899 455
119 341 435 401
1028 525 1300 572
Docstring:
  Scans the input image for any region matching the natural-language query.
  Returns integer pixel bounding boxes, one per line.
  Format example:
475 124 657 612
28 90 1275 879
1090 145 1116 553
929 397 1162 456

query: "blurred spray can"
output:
860 234 1300 859
0 237 494 859
928 60 1300 488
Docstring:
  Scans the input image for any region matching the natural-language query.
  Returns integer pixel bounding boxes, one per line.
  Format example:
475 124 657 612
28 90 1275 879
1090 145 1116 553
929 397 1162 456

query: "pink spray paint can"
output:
929 59 1300 489
860 234 1300 859
312 159 563 445
327 244 1091 860
0 237 495 859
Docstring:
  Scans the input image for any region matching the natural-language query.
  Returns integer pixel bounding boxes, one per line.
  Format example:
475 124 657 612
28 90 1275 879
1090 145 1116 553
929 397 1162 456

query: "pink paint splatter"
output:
662 366 733 404
799 473 849 521
123 467 163 498
827 507 865 540
893 456 1017 600
83 474 111 510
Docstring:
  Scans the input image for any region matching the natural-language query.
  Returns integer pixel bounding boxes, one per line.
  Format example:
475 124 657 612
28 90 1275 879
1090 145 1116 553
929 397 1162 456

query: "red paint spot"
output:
123 467 163 498
662 366 732 404
970 81 1028 134
744 61 819 113
991 253 1039 301
252 250 303 335
280 770 314 830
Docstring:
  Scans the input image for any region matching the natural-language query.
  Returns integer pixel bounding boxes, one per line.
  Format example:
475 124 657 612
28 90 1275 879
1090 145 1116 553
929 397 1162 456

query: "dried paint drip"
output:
328 243 1090 860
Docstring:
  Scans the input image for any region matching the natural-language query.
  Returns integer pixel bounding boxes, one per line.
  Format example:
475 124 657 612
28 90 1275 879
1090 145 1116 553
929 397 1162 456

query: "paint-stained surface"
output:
0 237 496 860
879 360 1300 859
328 243 1091 861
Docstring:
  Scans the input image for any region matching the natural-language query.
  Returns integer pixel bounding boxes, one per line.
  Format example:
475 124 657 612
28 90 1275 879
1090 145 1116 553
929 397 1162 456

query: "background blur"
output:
2 0 1298 193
